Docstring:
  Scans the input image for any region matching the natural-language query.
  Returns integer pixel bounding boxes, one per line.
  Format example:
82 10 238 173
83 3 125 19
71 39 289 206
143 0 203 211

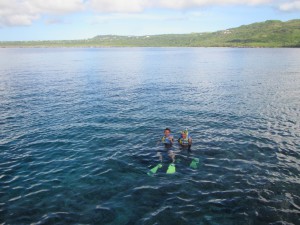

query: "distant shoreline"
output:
1 19 300 48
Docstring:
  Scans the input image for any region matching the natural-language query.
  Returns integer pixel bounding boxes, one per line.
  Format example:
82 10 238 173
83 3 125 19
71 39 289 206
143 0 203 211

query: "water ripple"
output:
0 48 300 225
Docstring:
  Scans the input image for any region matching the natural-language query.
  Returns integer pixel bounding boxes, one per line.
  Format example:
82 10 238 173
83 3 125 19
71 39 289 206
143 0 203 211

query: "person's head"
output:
164 128 171 136
181 130 188 139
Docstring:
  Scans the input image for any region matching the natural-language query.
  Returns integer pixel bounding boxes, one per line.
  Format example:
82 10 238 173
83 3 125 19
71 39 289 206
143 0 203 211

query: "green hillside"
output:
1 19 300 48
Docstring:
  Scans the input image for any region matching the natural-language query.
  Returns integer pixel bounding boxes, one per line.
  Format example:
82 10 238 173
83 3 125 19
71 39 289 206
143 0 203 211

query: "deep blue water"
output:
0 48 299 225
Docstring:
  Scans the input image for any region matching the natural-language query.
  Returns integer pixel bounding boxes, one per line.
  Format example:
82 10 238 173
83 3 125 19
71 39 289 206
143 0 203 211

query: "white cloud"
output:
88 0 273 12
0 0 299 27
87 0 300 12
88 0 149 13
45 18 65 25
29 0 85 14
155 0 273 9
0 0 84 26
279 1 300 11
0 1 35 26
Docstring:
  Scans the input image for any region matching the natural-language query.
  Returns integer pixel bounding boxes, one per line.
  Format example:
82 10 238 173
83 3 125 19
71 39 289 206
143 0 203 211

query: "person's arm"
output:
177 137 181 144
169 136 174 144
188 137 192 152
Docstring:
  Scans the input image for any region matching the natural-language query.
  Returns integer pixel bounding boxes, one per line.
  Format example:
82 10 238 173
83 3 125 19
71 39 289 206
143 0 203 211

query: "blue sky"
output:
0 0 299 41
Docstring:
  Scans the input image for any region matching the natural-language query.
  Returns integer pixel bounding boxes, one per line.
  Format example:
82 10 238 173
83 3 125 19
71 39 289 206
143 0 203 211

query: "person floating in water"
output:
178 129 192 152
157 128 175 163
148 128 197 175
177 129 198 169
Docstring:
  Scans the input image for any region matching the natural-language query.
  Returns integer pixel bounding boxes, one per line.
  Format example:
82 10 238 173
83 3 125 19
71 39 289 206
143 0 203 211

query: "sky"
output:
0 0 300 41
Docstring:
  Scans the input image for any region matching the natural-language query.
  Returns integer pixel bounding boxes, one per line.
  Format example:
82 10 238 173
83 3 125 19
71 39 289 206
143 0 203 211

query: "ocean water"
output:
0 47 299 225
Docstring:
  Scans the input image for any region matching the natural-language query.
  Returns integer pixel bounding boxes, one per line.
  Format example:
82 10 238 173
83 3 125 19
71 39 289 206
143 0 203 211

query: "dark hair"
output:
165 128 171 132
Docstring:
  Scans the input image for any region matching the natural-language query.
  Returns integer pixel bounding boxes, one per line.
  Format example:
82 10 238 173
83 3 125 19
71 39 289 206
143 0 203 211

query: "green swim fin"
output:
166 163 176 174
190 158 199 169
147 163 162 176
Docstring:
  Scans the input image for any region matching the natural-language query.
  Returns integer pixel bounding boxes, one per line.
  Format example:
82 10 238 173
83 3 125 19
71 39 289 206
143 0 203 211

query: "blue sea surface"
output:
0 48 299 225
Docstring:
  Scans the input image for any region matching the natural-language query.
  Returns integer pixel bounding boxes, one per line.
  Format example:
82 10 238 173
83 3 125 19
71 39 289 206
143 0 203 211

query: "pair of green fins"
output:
147 158 199 176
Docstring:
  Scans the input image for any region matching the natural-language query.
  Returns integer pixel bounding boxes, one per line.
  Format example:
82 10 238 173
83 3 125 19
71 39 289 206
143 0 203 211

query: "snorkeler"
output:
148 128 196 175
161 127 174 146
157 128 175 163
178 129 192 152
177 129 198 169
